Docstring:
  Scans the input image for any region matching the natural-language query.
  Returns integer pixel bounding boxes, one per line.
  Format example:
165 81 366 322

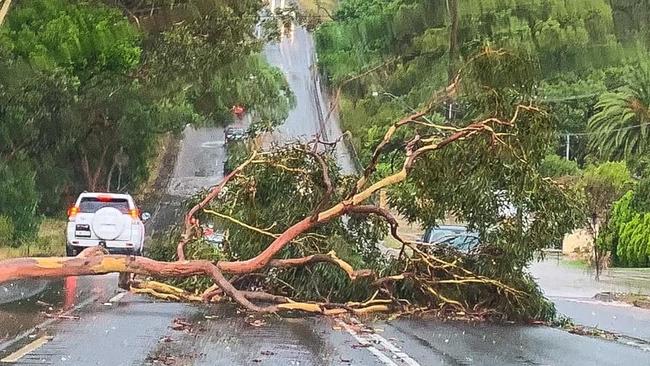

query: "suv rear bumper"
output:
66 239 142 256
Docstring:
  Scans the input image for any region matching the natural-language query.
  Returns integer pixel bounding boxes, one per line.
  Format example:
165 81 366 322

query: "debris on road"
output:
36 300 52 307
170 317 206 333
247 318 266 327
44 313 80 320
566 324 618 340
159 335 174 343
145 353 176 365
594 292 650 310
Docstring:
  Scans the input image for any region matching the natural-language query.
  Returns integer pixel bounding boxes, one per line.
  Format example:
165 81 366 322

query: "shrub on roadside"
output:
0 215 15 246
600 191 650 267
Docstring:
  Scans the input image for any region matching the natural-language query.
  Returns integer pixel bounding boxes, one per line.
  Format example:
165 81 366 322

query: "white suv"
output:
65 192 150 256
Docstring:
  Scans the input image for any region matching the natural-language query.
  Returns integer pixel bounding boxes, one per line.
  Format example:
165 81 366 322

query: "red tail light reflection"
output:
64 276 77 310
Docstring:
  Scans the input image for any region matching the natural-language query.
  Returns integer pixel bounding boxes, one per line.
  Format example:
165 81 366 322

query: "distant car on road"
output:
225 127 246 143
419 225 480 253
202 224 226 249
65 192 150 256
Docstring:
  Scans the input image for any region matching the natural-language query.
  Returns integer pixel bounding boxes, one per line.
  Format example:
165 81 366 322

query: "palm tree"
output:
588 66 650 161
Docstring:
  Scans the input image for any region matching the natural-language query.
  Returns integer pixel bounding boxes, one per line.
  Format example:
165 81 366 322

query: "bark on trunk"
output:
80 146 108 191
447 0 460 83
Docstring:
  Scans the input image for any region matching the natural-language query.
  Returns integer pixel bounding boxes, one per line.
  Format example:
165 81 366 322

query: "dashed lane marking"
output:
1 336 51 363
336 319 421 366
108 291 127 303
201 141 225 148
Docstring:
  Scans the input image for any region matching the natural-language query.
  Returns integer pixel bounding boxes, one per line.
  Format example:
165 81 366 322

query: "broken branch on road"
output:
0 66 579 321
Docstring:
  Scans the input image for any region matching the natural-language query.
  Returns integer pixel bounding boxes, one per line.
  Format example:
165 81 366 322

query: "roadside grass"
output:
616 293 650 306
560 258 589 269
0 218 65 259
383 235 403 250
296 0 337 15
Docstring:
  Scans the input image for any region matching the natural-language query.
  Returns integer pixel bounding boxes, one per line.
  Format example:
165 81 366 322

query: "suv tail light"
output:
67 206 79 219
128 208 140 219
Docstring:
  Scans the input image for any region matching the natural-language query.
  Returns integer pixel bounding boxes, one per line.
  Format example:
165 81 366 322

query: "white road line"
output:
1 336 51 363
336 319 422 366
556 298 633 307
109 292 126 303
336 320 398 366
368 333 421 366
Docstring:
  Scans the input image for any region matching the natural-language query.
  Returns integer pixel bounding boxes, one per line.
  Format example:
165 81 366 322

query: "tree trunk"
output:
80 146 109 191
447 0 460 83
106 161 116 192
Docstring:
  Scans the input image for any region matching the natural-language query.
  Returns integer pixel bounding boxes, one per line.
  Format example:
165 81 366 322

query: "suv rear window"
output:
79 197 130 214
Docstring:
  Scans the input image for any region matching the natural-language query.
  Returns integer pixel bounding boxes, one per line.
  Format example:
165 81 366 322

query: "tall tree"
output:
446 0 459 82
588 64 650 160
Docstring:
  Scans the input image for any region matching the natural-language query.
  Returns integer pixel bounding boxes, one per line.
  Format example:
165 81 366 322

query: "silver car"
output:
420 225 480 253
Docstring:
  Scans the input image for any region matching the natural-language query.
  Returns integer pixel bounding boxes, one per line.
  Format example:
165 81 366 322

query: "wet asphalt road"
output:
263 24 356 174
531 259 650 343
2 287 650 365
2 12 650 366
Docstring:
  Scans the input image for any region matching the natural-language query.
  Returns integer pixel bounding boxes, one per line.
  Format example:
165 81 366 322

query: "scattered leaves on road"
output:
247 319 266 327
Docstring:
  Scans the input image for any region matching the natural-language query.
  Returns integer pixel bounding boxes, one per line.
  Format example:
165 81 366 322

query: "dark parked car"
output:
420 225 480 253
225 127 246 142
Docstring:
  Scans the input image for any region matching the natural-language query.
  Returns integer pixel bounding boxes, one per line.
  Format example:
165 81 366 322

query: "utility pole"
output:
0 0 13 27
565 134 570 160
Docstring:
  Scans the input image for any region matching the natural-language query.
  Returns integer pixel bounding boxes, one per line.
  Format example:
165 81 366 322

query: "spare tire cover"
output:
92 207 126 240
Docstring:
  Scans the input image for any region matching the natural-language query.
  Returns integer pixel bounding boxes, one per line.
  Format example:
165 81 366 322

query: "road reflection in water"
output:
63 276 77 310
0 274 117 344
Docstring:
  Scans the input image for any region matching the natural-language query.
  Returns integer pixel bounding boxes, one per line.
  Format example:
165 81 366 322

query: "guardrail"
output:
539 248 563 263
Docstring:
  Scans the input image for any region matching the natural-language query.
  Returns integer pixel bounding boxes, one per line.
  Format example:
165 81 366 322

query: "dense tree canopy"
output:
0 0 293 240
313 0 650 273
315 0 650 167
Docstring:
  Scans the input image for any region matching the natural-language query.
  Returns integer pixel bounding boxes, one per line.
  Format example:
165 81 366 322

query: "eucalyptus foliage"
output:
151 143 389 302
315 0 650 169
149 48 587 320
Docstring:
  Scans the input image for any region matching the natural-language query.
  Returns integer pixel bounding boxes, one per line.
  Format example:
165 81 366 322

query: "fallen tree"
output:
0 50 581 320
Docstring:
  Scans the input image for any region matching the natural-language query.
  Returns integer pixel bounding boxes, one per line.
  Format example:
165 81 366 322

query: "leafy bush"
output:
604 191 650 267
539 154 581 177
0 158 40 242
0 216 15 245
632 176 650 212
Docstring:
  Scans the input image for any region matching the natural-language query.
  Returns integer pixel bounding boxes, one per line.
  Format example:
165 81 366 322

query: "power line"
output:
559 121 650 160
560 121 650 137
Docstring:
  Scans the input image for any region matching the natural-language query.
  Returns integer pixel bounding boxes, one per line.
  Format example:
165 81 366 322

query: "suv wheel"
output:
66 245 75 257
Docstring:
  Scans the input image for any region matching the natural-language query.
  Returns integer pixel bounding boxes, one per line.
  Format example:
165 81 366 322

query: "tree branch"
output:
177 152 261 260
